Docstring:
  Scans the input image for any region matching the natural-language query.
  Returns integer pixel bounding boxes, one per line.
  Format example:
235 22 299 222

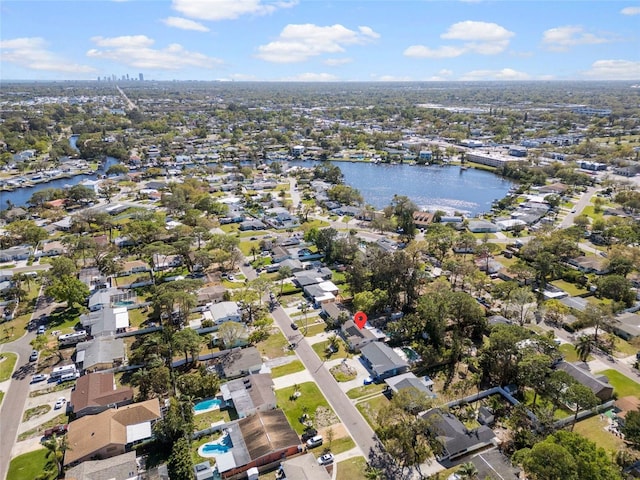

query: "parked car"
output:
31 374 48 383
317 453 334 466
363 376 374 385
29 350 39 362
37 325 46 335
306 435 323 448
43 424 68 438
301 428 318 442
54 397 66 409
290 322 299 330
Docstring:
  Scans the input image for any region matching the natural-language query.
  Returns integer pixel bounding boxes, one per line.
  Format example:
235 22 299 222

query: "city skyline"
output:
1 0 639 82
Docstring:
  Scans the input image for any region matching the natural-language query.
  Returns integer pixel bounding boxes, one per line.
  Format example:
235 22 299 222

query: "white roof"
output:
317 281 338 292
213 452 236 473
114 307 129 330
126 422 152 443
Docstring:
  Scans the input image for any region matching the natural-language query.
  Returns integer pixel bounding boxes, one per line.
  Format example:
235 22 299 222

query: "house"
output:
64 398 161 466
239 219 267 231
210 409 301 479
384 372 434 397
208 301 242 325
271 246 292 263
2 207 28 223
413 211 434 230
321 302 347 325
567 256 609 275
64 451 139 480
79 267 108 292
610 312 640 341
152 253 182 270
0 270 13 282
467 220 498 234
69 372 134 418
219 373 276 418
303 281 339 306
87 288 135 312
555 361 613 401
340 319 378 352
37 240 66 257
278 258 304 273
278 453 331 480
421 408 496 461
197 285 226 306
217 347 264 379
119 260 150 276
75 337 126 373
614 396 640 427
193 461 215 480
81 307 130 336
0 245 32 262
360 342 409 380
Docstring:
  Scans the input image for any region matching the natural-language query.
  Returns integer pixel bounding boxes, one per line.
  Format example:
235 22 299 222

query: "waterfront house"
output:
64 399 161 467
69 372 134 418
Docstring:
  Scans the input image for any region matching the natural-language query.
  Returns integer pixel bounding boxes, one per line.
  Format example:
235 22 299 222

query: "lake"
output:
293 161 514 216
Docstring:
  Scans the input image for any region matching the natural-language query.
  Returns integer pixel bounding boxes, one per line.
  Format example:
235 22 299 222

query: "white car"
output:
317 453 334 466
54 397 66 409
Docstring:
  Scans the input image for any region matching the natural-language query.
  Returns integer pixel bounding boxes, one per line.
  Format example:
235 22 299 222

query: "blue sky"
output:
1 0 639 81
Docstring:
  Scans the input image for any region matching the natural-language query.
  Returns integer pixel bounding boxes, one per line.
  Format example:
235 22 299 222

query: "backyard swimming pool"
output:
198 432 233 457
193 398 222 413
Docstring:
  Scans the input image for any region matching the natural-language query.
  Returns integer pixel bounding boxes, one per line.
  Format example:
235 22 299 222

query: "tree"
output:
218 321 246 348
596 275 634 307
389 194 418 240
542 299 569 327
45 276 89 308
520 442 578 480
277 265 292 295
154 397 194 446
167 437 194 480
172 328 203 364
621 409 640 448
5 219 48 246
98 180 120 203
41 434 70 478
575 334 595 362
565 383 599 431
106 163 130 176
518 353 552 408
48 257 78 278
581 304 614 347
456 462 479 480
506 287 536 326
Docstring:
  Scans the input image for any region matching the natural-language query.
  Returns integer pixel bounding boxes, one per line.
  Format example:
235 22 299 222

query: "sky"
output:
1 0 639 82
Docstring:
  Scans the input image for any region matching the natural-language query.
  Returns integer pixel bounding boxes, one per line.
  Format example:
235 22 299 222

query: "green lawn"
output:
275 382 335 434
17 413 68 441
551 280 588 297
270 360 305 378
0 390 4 406
595 369 640 397
47 307 82 332
522 389 572 420
7 449 54 480
294 320 327 337
559 343 592 362
0 352 18 381
312 339 349 360
1 283 41 344
355 395 390 430
128 307 151 327
346 384 386 399
321 435 356 455
573 414 625 454
192 408 235 432
256 329 294 359
336 457 368 480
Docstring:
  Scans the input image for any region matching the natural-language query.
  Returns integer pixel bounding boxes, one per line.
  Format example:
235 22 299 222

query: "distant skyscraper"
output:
126 74 129 81
139 73 144 81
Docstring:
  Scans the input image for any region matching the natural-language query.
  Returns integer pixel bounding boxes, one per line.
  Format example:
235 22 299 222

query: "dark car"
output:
43 424 68 438
301 428 318 442
290 322 299 330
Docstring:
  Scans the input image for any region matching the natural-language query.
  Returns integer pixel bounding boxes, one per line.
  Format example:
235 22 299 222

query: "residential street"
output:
270 305 378 459
0 292 51 480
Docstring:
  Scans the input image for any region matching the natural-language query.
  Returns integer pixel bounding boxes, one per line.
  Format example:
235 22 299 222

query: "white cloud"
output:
373 74 413 81
257 23 379 63
621 6 640 15
404 45 466 58
583 59 640 80
404 20 513 59
460 68 530 81
162 16 209 32
542 25 611 51
438 69 453 76
0 37 96 74
280 72 339 81
324 57 353 66
87 35 222 70
172 0 297 21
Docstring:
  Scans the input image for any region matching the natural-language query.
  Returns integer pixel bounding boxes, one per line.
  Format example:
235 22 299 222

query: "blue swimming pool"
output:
200 434 233 455
193 398 222 413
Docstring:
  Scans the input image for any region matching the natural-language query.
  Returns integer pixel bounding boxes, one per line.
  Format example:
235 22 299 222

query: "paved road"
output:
558 185 599 229
0 291 52 480
270 305 378 459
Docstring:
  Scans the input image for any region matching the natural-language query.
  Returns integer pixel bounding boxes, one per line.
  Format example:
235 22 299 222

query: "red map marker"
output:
354 311 367 330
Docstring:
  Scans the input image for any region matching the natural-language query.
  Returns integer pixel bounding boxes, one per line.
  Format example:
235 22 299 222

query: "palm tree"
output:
42 434 70 478
456 461 478 479
364 465 385 480
576 334 595 362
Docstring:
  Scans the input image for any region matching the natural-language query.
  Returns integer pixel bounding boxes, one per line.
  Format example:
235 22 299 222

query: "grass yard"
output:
595 369 640 397
320 435 356 455
23 404 51 422
270 360 305 378
256 329 294 359
336 457 367 480
1 284 41 344
346 384 386 400
295 320 327 337
47 306 82 332
240 240 261 256
573 413 625 454
17 413 68 441
522 389 572 420
612 337 638 357
192 408 235 432
7 449 54 480
551 280 588 297
0 391 4 406
312 339 349 360
355 394 389 430
128 307 152 327
275 382 335 434
559 343 592 362
0 352 18 381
